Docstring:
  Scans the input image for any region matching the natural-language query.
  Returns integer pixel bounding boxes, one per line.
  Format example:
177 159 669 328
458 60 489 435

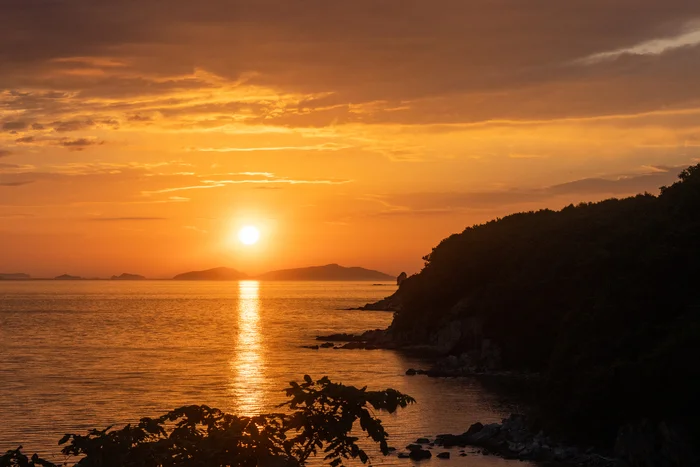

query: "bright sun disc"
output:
238 226 260 245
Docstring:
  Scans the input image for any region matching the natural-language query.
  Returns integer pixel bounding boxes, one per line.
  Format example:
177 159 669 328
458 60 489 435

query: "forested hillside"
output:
385 165 700 446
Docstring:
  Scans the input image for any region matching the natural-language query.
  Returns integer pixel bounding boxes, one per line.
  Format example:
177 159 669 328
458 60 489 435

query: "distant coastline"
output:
0 263 399 282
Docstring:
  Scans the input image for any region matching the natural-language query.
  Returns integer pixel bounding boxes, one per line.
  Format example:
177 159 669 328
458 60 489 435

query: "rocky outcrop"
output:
614 420 696 467
397 272 408 286
428 320 462 354
313 329 395 350
425 414 618 466
355 294 402 312
314 321 504 360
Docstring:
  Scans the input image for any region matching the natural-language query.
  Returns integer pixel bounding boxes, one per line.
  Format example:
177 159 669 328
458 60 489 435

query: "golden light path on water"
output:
231 280 264 416
0 281 535 466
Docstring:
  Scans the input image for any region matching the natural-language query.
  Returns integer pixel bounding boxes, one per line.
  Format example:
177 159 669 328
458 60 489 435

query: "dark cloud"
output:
51 118 119 132
59 138 105 150
127 114 153 122
1 1 700 125
52 119 96 132
547 170 679 196
0 149 11 158
383 166 685 215
2 121 29 131
15 136 35 143
0 180 34 187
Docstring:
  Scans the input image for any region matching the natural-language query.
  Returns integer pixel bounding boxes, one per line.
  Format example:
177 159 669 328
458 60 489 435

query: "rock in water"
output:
465 422 484 436
408 449 432 460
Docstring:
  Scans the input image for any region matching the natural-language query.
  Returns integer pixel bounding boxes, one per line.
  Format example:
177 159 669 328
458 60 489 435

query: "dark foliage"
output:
1 376 414 467
388 165 700 446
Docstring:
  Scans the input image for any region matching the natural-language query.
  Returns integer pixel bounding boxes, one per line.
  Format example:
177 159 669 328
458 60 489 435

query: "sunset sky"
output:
2 1 700 278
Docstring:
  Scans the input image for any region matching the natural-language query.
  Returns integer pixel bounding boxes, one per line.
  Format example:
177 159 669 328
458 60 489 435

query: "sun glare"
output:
238 225 261 245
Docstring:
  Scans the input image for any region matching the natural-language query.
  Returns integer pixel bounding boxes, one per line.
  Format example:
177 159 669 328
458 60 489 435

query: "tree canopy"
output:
387 164 700 444
1 376 414 467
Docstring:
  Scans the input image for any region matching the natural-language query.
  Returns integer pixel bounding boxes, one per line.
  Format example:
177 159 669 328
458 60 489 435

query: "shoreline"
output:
311 329 621 467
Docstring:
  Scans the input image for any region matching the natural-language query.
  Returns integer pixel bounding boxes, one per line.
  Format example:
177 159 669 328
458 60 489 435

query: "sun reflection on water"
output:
230 280 264 416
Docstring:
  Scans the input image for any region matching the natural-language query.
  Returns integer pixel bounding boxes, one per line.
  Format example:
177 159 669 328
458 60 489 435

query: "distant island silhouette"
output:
0 273 31 280
172 264 394 281
54 274 83 280
173 267 249 281
111 273 146 280
254 264 394 281
0 264 395 282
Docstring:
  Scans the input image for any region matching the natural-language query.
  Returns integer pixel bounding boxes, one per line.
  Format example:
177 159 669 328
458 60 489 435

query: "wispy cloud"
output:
0 180 34 187
87 216 167 221
144 176 352 194
59 138 105 151
578 25 700 64
203 178 351 186
508 153 548 159
143 172 351 195
193 143 351 152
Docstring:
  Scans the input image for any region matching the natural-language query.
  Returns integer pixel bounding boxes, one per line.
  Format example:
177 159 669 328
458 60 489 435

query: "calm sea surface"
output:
0 281 532 466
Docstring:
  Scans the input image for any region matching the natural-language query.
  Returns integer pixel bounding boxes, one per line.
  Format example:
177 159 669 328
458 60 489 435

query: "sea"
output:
0 280 533 466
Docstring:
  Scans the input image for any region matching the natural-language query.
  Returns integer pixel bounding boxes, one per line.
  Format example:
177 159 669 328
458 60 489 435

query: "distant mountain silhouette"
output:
255 264 394 281
173 267 249 281
54 274 82 280
0 273 30 280
111 273 146 280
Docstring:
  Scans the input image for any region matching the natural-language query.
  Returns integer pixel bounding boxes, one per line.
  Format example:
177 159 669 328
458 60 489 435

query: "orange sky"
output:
2 1 700 278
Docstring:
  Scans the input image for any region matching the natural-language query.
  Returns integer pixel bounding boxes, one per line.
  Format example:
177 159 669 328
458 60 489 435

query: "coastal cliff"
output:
358 165 700 463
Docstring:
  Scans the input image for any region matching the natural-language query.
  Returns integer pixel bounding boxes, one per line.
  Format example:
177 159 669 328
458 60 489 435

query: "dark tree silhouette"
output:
1 376 414 467
381 164 700 446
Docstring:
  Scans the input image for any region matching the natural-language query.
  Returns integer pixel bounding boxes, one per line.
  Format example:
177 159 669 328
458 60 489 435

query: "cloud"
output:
579 25 700 64
0 163 34 172
1 0 699 129
0 180 34 187
374 166 686 216
59 138 105 150
508 153 548 159
143 173 352 194
547 170 679 196
87 217 167 221
0 149 11 158
49 118 120 132
2 121 29 131
127 114 153 122
193 143 351 152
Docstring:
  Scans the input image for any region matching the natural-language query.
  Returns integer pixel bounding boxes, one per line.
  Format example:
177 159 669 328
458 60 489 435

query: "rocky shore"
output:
389 414 619 466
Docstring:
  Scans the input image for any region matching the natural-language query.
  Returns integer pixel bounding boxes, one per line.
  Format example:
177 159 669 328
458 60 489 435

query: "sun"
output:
238 225 260 245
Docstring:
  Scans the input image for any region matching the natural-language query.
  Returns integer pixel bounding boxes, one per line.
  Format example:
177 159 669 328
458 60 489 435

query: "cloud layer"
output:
2 1 700 276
